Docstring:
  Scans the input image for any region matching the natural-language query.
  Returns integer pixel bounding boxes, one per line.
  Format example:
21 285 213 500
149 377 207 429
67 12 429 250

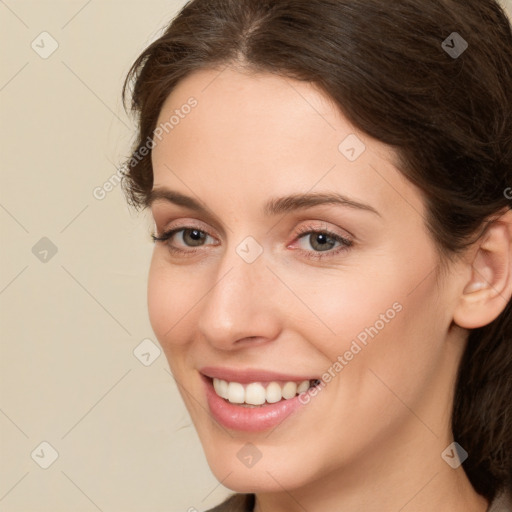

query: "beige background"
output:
1 1 511 511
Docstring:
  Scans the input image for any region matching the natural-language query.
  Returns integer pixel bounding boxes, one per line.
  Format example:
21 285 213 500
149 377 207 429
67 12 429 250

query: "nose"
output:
196 246 281 350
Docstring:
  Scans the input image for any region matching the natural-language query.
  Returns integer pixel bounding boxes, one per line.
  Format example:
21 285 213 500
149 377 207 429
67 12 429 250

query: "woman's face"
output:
148 67 465 492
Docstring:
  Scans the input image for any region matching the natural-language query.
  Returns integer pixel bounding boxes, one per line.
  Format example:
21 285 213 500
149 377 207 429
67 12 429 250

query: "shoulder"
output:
488 488 512 512
204 493 255 512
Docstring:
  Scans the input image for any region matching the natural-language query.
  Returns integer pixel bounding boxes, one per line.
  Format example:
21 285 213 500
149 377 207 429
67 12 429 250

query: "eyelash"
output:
151 223 353 261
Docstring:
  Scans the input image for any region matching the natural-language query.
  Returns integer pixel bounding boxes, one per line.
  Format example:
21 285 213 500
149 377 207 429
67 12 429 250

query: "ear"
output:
453 208 512 329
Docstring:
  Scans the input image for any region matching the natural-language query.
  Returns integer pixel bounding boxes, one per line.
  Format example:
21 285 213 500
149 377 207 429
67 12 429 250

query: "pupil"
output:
185 229 205 247
312 233 334 251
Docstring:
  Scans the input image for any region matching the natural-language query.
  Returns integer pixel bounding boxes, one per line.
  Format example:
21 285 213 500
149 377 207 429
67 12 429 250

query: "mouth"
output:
208 376 321 407
199 368 322 432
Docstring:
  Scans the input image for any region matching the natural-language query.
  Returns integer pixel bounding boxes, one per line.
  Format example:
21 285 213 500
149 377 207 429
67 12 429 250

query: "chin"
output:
200 439 317 493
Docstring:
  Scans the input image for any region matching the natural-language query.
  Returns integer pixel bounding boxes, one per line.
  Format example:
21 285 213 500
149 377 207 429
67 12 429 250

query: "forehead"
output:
151 66 425 224
154 66 343 153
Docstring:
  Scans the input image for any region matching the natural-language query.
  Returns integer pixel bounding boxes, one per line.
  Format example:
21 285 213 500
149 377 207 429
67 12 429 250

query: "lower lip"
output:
202 376 310 432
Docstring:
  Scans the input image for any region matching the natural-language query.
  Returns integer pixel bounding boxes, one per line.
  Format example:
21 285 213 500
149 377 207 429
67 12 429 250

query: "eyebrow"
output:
147 187 381 218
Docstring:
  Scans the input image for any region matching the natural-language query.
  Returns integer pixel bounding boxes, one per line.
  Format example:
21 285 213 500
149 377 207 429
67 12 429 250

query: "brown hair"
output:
121 0 512 503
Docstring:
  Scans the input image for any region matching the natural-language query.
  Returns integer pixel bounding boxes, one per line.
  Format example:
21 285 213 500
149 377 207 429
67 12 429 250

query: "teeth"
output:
212 378 313 405
265 382 282 404
213 378 229 399
245 382 267 405
282 381 297 399
297 380 310 393
227 382 245 404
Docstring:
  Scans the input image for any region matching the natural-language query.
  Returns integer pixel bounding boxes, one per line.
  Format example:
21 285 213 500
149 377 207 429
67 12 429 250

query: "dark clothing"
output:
206 489 512 512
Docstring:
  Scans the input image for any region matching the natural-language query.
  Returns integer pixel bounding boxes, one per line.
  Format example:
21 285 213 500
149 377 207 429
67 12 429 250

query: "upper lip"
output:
199 366 318 384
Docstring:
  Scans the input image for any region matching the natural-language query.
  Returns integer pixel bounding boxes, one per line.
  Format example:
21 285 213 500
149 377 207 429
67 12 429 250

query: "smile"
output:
200 367 322 431
212 377 318 406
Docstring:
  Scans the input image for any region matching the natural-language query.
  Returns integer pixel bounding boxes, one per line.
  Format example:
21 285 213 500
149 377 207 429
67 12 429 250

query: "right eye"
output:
152 226 217 254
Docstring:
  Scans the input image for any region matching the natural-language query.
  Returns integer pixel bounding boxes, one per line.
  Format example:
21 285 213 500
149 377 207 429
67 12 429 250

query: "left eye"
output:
293 229 353 256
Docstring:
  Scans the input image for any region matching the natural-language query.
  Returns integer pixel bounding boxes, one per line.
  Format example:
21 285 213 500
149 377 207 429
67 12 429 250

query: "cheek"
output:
330 268 445 415
277 261 407 362
293 244 443 392
147 252 198 349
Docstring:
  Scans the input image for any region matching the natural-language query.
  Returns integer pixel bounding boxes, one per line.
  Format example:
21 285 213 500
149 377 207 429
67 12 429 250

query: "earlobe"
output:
453 208 512 329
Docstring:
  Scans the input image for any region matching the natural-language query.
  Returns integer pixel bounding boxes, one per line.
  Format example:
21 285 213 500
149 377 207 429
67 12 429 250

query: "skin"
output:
147 66 512 512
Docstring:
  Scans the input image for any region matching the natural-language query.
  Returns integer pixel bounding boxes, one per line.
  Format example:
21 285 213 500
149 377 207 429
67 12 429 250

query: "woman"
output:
121 1 512 510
